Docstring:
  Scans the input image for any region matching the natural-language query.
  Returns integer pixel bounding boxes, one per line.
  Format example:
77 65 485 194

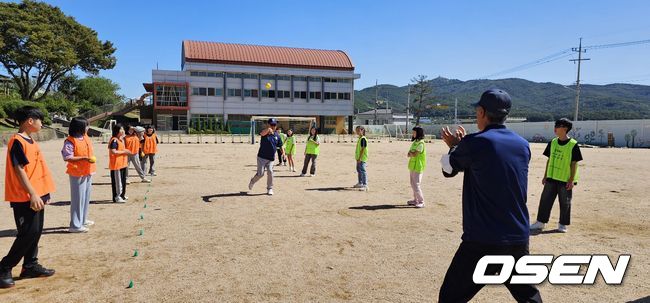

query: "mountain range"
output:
353 77 650 121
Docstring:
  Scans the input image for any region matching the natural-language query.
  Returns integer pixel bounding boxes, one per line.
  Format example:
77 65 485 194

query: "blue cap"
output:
472 89 512 115
267 118 278 125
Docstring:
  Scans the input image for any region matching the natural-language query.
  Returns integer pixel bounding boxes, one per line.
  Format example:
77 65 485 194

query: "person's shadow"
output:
530 229 564 236
0 226 70 238
627 296 650 303
202 192 266 202
49 200 114 206
349 204 414 210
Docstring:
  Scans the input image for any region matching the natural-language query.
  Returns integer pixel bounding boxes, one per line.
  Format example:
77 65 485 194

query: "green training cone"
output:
138 229 144 236
133 249 139 257
127 280 134 288
139 214 144 220
144 204 147 208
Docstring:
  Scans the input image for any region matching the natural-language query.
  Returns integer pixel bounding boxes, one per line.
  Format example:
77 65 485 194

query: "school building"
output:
143 40 360 134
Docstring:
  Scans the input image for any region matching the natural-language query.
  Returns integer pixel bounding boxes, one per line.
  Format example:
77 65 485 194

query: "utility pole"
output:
373 79 378 125
570 38 590 121
406 84 411 133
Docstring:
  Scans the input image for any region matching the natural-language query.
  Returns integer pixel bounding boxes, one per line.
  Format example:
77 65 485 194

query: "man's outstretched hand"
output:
441 125 466 148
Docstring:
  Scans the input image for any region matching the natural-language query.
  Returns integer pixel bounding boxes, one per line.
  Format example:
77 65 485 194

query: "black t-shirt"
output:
10 136 33 167
109 139 119 150
543 138 583 162
360 137 367 148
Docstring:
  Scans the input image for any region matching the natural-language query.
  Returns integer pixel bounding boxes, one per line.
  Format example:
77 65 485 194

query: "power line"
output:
583 39 650 51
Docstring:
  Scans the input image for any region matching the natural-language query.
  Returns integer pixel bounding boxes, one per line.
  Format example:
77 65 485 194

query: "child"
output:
276 128 287 166
62 117 96 233
353 126 369 191
141 126 158 176
109 124 131 203
284 129 297 172
300 127 320 177
407 126 427 208
248 118 282 195
530 118 583 233
124 126 151 183
0 106 56 289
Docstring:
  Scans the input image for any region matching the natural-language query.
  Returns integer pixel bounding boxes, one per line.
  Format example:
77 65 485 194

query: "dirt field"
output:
0 138 648 302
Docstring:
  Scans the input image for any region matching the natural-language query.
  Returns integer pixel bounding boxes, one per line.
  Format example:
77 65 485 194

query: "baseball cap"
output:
267 118 278 125
472 89 512 115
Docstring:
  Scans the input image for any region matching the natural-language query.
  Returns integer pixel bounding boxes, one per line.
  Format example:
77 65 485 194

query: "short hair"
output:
356 125 366 135
412 126 425 140
112 123 123 138
486 111 507 124
555 118 573 132
14 106 44 124
68 117 88 137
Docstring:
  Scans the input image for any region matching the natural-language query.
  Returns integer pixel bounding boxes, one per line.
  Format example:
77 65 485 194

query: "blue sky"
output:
12 0 650 98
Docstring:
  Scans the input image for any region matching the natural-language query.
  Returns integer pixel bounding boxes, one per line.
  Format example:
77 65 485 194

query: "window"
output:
192 87 207 96
215 88 223 96
262 90 269 98
244 89 252 97
277 90 290 99
309 92 315 99
338 92 345 100
207 88 215 96
310 77 322 82
293 91 300 99
300 91 307 99
155 84 188 107
277 75 290 81
207 72 216 77
324 92 331 99
189 114 223 132
226 73 240 79
190 71 199 77
315 92 321 99
284 91 291 98
344 92 350 100
241 73 257 79
252 89 258 97
227 89 242 97
293 76 306 82
293 91 306 99
268 90 276 98
324 116 337 125
192 87 201 96
261 74 275 81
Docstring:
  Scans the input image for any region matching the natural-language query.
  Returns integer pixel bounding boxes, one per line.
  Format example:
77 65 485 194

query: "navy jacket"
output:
444 124 531 245
257 132 283 161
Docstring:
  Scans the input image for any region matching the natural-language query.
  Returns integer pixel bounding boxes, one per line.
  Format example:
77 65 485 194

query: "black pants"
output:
110 168 127 202
439 241 542 303
276 149 286 164
301 154 317 175
0 199 48 271
536 179 572 225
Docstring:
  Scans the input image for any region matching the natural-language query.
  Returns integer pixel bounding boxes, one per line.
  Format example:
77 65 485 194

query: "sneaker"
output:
300 174 306 177
414 202 425 208
68 226 89 233
530 221 545 231
267 189 274 196
359 185 368 191
310 174 316 177
83 220 95 227
141 178 151 183
248 180 254 191
407 200 417 206
558 224 568 233
353 183 362 188
150 172 157 176
126 179 131 184
115 197 126 203
122 196 129 200
19 264 55 279
0 268 15 288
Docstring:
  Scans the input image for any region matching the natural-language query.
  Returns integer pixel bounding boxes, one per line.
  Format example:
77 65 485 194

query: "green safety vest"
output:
284 136 296 155
408 140 427 173
546 138 580 183
355 136 369 162
305 135 320 155
280 133 287 143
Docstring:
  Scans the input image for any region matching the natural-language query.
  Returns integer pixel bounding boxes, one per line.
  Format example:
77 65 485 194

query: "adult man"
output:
438 89 542 303
248 118 283 195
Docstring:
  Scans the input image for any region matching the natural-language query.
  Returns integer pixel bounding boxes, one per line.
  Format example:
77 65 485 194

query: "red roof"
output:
182 40 354 71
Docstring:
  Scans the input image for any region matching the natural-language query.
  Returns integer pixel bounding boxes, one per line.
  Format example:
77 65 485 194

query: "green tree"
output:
0 1 116 101
409 75 433 125
75 76 123 107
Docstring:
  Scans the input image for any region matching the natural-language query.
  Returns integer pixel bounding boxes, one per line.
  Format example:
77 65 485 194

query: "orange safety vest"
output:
124 134 140 154
5 134 56 202
108 137 128 170
143 133 158 155
66 135 97 177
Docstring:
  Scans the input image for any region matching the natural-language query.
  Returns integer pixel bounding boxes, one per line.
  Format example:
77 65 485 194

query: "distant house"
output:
354 108 413 125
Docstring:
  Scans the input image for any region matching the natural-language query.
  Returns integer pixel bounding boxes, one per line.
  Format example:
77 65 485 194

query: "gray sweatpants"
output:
250 157 274 190
69 175 92 229
127 154 146 179
141 154 156 174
